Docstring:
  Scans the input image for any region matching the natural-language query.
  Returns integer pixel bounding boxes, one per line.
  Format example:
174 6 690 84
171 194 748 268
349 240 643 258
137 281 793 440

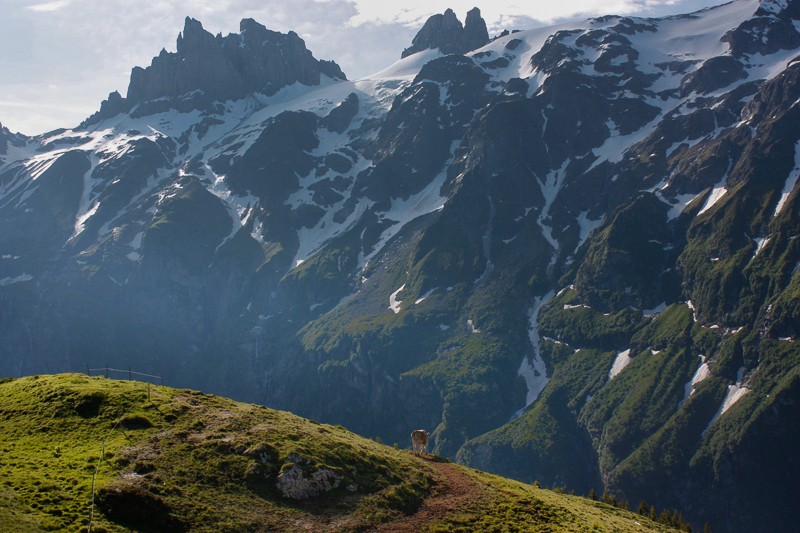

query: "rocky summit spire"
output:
124 17 346 107
463 8 490 51
0 123 7 155
401 7 489 58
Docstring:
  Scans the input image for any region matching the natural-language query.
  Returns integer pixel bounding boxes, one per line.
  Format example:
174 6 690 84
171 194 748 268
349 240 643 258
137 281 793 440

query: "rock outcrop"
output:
463 7 490 52
322 92 359 133
401 7 489 58
127 17 346 105
83 17 346 125
0 122 27 161
84 91 127 124
275 455 342 499
0 123 8 155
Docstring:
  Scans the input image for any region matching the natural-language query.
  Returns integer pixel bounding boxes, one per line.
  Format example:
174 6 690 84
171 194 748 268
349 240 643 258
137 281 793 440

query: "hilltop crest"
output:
0 374 682 532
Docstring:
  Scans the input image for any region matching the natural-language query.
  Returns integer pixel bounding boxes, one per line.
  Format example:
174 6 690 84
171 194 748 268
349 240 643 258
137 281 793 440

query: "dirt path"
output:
375 457 486 532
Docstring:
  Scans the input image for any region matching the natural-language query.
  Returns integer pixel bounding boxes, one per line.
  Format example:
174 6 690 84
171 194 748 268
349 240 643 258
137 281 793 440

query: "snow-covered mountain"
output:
2 2 799 530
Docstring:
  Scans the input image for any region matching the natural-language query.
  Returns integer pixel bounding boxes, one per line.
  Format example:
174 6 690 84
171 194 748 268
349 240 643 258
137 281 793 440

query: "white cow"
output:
411 429 430 456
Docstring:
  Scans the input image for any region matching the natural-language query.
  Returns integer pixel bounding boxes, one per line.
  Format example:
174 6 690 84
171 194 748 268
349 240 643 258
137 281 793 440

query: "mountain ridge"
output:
84 16 346 126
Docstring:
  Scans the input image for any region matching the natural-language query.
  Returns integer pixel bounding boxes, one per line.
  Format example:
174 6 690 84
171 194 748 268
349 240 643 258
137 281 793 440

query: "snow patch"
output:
388 284 406 314
0 274 33 286
666 192 703 220
686 300 698 321
643 302 667 317
563 303 591 310
415 288 435 305
534 161 568 257
73 201 100 237
130 232 144 250
704 366 750 434
697 185 728 216
556 284 574 297
608 349 633 381
513 291 555 418
587 114 664 173
750 236 771 263
23 154 60 181
70 154 102 240
357 141 455 271
575 210 603 252
370 48 443 80
773 140 800 218
683 355 711 403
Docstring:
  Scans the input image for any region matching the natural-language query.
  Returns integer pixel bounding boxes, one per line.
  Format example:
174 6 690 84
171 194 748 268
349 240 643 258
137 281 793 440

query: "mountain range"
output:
1 1 799 531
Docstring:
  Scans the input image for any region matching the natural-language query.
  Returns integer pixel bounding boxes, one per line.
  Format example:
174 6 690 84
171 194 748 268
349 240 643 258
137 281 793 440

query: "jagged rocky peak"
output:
401 7 489 58
0 122 27 157
105 16 345 111
0 122 8 155
463 7 490 46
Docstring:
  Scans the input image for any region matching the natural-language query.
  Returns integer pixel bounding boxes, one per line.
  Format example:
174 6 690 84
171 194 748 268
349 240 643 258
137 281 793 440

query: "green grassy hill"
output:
0 374 681 532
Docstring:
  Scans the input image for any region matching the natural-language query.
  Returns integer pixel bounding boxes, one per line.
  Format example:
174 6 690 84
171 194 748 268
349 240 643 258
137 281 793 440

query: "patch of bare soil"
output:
375 456 486 532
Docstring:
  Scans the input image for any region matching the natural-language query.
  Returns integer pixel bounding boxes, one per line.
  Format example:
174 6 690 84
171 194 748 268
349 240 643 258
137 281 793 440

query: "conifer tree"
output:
637 500 648 515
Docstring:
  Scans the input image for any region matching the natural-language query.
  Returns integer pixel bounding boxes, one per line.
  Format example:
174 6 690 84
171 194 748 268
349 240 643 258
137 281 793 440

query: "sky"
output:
0 0 731 136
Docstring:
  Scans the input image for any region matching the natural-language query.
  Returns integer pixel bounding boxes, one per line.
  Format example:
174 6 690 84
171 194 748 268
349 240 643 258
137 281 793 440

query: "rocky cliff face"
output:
0 123 27 162
86 17 345 124
401 7 489 58
129 17 346 103
2 2 799 532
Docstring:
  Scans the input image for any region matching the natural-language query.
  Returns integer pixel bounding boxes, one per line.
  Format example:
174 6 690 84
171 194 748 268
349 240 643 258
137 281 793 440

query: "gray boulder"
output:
275 462 342 499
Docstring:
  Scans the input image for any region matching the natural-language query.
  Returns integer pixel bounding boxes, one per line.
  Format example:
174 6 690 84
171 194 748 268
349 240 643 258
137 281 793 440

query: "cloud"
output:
344 0 724 27
27 0 71 13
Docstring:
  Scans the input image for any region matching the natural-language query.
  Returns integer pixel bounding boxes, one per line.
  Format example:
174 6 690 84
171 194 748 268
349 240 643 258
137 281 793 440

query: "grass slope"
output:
0 374 678 532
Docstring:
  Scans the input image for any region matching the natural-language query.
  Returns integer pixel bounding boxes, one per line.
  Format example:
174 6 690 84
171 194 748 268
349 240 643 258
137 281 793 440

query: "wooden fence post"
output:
88 467 97 533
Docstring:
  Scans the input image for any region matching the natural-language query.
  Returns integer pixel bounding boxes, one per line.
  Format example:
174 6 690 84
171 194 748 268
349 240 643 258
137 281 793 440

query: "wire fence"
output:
84 366 164 532
86 366 164 385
